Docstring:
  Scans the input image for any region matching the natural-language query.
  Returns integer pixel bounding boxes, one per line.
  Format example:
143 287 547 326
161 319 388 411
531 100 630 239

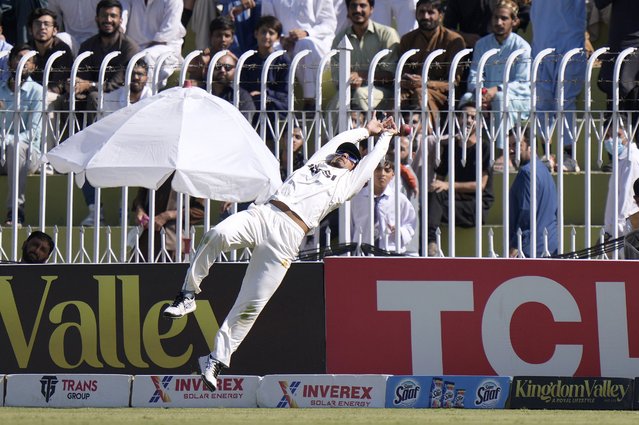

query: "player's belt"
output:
269 200 310 233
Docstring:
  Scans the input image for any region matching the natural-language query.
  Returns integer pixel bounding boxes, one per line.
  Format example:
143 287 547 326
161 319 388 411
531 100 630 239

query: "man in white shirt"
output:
125 0 186 87
261 0 336 109
163 116 398 392
351 158 417 253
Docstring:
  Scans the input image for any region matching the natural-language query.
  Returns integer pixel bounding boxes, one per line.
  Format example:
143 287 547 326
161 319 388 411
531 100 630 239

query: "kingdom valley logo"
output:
277 381 301 408
149 376 173 403
40 375 58 402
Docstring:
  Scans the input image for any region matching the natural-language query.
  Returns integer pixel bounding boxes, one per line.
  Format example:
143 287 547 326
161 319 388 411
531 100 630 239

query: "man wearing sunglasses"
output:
163 115 398 392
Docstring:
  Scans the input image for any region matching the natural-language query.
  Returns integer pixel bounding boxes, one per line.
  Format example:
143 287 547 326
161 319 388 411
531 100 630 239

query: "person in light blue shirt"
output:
459 0 530 150
0 44 43 226
531 0 586 168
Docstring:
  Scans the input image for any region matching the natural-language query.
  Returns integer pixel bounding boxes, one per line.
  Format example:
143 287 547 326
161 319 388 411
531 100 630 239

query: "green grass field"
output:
1 408 638 425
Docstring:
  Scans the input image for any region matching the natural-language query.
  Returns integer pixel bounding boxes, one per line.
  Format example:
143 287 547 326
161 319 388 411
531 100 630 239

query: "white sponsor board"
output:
257 374 388 408
131 375 259 407
5 374 131 407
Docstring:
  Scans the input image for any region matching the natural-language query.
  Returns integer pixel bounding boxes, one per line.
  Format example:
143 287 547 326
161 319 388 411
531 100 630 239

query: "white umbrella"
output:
46 86 282 203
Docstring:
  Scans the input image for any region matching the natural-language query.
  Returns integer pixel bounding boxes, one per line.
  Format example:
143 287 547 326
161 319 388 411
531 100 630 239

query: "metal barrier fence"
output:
0 44 636 262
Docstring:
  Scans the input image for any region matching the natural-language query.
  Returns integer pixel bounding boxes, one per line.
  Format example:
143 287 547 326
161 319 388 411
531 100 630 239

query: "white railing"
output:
0 45 636 262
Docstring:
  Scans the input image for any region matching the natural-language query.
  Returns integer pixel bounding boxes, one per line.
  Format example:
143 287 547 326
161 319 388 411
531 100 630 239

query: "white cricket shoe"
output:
200 354 224 392
162 292 196 318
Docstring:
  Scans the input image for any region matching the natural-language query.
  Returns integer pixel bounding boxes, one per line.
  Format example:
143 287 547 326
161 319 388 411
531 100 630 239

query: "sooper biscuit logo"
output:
474 379 502 408
40 375 58 403
393 380 420 407
277 381 301 408
149 376 173 403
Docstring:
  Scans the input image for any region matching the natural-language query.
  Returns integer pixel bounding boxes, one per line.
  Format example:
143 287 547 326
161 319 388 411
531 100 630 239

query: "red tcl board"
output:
324 257 639 378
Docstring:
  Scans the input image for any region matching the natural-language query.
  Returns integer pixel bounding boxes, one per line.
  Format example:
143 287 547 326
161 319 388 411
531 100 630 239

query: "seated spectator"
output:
27 8 74 108
459 0 531 153
351 157 417 253
0 44 43 227
21 230 54 263
132 176 205 262
125 0 185 88
398 0 465 126
210 51 255 112
240 15 289 112
329 0 399 111
102 58 152 113
427 102 494 256
0 11 13 82
443 0 530 48
262 0 337 110
604 119 639 239
74 0 139 111
47 0 130 55
189 15 236 88
508 129 558 258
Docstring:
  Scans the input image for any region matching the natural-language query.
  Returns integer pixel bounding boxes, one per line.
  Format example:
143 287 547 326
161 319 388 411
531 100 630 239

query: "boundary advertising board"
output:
0 263 324 375
325 257 639 378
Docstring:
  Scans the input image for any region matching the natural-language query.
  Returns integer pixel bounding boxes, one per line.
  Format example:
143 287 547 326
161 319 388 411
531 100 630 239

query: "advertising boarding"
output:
4 374 131 407
385 375 510 409
325 257 639 378
131 375 259 407
257 375 388 408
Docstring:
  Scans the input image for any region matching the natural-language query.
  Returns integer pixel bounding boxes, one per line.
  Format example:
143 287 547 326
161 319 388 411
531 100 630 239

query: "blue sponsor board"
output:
385 376 510 409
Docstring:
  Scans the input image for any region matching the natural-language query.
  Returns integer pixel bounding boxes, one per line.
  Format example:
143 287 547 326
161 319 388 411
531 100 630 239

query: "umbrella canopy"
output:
46 86 282 203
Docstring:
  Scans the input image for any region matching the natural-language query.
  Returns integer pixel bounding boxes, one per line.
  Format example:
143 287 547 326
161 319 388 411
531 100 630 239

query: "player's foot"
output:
200 354 224 392
162 292 196 319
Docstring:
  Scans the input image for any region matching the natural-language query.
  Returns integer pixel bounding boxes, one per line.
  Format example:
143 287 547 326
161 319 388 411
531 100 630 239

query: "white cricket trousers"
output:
182 203 306 367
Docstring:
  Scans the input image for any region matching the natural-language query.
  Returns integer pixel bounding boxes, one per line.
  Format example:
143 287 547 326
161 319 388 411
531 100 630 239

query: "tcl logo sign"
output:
325 258 639 378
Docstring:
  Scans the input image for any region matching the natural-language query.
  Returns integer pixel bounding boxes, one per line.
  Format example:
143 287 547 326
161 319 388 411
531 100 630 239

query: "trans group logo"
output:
277 381 301 408
393 380 420 407
149 376 173 403
40 375 58 403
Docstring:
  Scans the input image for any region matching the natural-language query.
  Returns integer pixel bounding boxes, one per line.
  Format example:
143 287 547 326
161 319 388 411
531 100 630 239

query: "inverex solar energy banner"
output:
257 375 388 408
385 375 510 409
131 375 259 407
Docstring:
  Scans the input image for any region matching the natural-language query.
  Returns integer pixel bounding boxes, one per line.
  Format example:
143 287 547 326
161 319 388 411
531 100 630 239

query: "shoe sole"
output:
162 311 186 319
201 374 217 392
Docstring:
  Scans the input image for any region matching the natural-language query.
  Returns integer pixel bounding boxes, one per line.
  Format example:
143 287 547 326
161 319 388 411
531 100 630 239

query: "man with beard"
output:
460 0 530 154
21 231 54 263
0 44 43 227
102 58 151 112
330 0 400 110
398 0 465 121
74 0 139 227
74 0 139 104
27 8 74 105
210 51 255 113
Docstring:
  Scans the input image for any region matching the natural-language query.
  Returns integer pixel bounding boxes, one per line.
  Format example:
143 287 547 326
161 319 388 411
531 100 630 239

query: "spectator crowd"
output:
1 0 638 261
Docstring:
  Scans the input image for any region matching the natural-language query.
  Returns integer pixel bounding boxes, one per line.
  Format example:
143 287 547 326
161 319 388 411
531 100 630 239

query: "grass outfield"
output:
1 408 639 424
